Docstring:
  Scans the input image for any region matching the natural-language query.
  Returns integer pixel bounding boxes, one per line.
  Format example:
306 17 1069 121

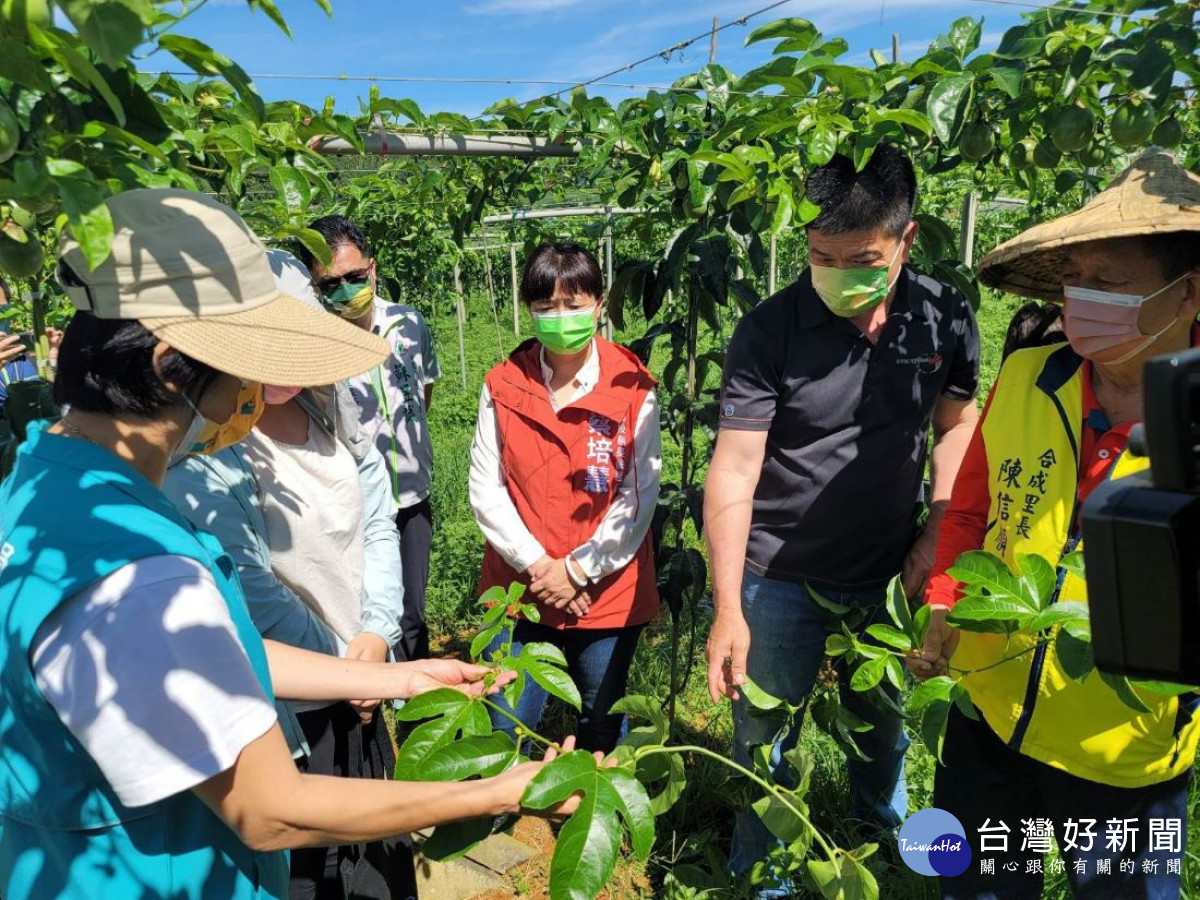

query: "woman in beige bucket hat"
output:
0 190 581 900
908 151 1200 899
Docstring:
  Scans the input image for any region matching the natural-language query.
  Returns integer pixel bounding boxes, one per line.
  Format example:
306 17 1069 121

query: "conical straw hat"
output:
978 150 1200 301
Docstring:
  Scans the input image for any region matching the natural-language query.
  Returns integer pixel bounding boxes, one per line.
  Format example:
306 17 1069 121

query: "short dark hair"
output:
54 312 218 417
520 242 603 305
1142 231 1200 282
298 215 372 270
1002 301 1065 361
804 144 917 239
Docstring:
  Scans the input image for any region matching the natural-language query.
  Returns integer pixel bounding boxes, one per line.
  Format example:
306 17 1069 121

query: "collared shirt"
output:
469 340 662 580
718 267 980 589
347 296 441 511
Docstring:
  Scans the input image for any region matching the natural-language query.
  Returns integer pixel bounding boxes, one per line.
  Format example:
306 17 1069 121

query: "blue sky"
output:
164 0 1029 117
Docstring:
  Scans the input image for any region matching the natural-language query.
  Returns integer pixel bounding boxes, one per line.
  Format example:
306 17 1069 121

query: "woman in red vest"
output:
469 242 661 752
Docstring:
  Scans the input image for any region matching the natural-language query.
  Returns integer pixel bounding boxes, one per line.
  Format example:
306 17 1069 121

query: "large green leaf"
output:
934 16 983 62
517 642 581 711
269 166 311 214
278 226 331 268
522 751 655 900
994 24 1045 60
247 0 292 37
907 675 956 713
1027 601 1089 635
744 18 818 50
411 731 520 782
420 817 493 862
58 0 149 69
159 34 266 123
394 689 491 779
947 596 1035 633
1099 671 1151 714
740 676 785 712
865 624 912 653
52 162 115 271
990 61 1025 98
0 37 54 91
610 694 669 743
36 28 126 125
805 847 880 900
752 791 810 844
885 575 912 631
850 656 888 692
912 603 933 648
925 73 973 144
1055 630 1094 682
1016 554 1057 609
946 551 1034 609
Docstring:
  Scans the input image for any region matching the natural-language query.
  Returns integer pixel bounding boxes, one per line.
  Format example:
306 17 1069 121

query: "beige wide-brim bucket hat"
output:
978 150 1200 301
58 188 388 387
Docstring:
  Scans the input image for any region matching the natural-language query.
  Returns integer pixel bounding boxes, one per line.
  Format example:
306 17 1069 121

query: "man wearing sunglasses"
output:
301 216 441 665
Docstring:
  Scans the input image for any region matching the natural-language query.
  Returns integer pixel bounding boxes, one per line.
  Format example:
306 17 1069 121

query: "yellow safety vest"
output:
955 342 1200 788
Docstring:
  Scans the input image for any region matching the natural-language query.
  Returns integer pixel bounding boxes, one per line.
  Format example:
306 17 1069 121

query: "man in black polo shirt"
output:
704 144 980 888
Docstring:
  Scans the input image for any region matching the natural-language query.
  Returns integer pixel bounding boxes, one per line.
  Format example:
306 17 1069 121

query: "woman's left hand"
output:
530 558 590 616
402 659 516 699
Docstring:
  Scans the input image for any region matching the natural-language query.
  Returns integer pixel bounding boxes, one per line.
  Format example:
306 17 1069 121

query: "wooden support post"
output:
892 32 900 64
453 262 467 390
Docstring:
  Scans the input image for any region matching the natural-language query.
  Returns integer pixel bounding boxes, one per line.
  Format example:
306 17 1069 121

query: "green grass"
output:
416 287 1200 899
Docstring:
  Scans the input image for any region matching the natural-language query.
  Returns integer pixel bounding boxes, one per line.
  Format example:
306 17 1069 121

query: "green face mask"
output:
323 280 374 320
533 307 596 354
810 241 905 317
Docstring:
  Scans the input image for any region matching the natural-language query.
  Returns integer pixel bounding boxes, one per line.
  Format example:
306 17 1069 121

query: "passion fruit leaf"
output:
522 751 654 900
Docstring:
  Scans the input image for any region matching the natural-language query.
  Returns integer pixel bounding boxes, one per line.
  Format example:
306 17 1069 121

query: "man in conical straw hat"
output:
909 150 1200 899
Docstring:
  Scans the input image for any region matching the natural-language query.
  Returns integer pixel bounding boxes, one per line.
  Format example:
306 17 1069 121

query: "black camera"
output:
1081 347 1200 686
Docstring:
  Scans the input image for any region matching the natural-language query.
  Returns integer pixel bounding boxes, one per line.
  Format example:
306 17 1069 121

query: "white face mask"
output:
169 405 209 468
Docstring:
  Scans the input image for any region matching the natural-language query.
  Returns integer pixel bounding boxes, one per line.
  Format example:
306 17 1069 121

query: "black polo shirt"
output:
719 266 980 590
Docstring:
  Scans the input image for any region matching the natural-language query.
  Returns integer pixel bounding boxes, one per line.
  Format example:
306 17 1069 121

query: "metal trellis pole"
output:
768 234 778 296
603 209 615 340
510 243 520 335
960 192 978 268
453 262 468 389
484 248 503 358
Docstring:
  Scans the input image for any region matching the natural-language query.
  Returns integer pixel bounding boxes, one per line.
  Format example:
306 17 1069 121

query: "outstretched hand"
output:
402 658 516 699
489 736 608 820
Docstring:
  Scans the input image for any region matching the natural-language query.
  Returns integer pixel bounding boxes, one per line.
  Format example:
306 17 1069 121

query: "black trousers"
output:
934 707 1189 900
290 703 418 900
394 498 432 662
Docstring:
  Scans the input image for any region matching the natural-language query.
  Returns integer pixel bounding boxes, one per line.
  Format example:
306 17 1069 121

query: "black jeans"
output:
290 704 417 900
935 707 1189 900
394 498 432 662
483 620 645 753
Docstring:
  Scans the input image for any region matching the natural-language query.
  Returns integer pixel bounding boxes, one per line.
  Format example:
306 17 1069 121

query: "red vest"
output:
477 338 660 630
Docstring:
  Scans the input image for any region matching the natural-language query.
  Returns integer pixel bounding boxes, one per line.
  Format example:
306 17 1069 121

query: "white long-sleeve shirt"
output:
469 341 662 582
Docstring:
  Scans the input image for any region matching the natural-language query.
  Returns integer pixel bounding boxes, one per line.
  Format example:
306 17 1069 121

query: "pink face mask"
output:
263 385 303 406
1062 273 1190 364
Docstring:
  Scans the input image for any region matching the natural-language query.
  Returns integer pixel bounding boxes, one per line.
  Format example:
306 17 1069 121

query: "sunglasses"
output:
314 265 372 296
